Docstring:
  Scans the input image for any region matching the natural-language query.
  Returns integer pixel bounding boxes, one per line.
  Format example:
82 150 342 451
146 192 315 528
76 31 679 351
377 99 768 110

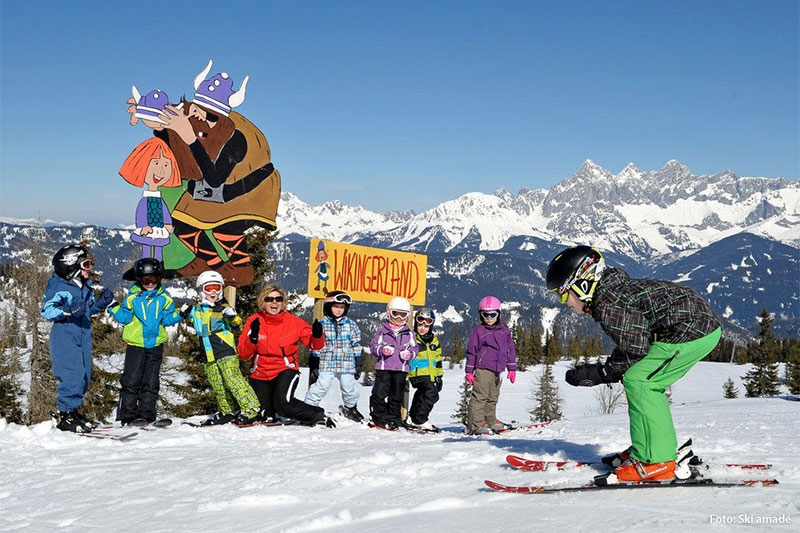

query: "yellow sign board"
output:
308 238 427 305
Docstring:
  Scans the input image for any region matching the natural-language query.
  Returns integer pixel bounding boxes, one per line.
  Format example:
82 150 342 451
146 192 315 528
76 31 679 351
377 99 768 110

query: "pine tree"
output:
722 377 739 399
452 378 472 425
161 324 217 417
0 337 25 424
235 228 278 318
529 363 563 422
784 341 800 396
743 309 781 397
11 229 58 424
513 324 529 371
565 333 582 365
529 323 544 365
448 326 465 369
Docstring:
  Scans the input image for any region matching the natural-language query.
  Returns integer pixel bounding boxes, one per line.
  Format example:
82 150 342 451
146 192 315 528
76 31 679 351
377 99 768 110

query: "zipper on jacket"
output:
647 350 680 380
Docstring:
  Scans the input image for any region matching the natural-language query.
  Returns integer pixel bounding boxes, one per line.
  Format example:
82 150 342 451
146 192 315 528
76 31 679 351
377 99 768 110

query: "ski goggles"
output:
389 309 409 320
552 287 570 304
325 293 352 305
202 282 223 294
140 276 160 286
479 310 499 320
415 314 434 326
79 258 94 271
263 295 284 303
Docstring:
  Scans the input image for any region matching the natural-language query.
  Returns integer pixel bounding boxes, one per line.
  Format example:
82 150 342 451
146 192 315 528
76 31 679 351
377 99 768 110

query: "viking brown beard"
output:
165 99 236 181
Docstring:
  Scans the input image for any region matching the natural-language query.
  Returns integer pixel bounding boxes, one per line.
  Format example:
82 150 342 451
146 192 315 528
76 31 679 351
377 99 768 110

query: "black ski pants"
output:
118 344 163 423
369 370 407 425
409 376 440 424
249 370 323 425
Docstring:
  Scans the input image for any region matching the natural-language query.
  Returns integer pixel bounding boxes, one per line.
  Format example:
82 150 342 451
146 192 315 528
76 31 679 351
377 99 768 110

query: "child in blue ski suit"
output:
41 244 114 432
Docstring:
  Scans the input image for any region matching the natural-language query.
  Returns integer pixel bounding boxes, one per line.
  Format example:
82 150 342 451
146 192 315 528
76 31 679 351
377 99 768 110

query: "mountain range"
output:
2 159 798 339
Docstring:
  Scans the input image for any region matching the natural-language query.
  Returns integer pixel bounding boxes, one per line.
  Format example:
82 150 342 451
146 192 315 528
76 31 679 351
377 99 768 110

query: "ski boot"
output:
601 446 631 468
234 410 261 425
55 411 93 433
411 420 439 432
339 405 365 423
468 423 495 436
200 412 236 426
127 418 149 427
489 420 512 432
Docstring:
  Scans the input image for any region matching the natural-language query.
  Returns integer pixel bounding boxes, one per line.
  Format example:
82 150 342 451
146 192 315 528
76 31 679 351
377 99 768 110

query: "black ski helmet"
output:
413 308 436 333
122 258 164 283
545 245 605 305
323 290 352 318
52 244 89 280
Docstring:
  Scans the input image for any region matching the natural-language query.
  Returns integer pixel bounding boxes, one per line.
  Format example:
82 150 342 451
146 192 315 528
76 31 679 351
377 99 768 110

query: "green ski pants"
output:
204 356 261 415
623 328 721 463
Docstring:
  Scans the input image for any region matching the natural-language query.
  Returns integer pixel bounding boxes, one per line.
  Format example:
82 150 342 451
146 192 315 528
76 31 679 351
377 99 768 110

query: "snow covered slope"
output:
2 362 797 532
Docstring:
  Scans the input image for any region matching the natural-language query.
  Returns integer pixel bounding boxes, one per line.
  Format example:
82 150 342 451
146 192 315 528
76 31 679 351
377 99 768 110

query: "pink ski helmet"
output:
478 296 501 311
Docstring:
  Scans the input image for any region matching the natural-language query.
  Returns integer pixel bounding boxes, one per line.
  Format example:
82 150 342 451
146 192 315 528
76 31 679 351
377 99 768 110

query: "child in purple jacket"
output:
465 296 517 435
369 297 419 430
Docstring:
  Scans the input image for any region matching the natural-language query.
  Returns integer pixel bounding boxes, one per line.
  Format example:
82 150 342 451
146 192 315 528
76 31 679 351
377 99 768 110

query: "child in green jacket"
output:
180 271 261 426
407 308 443 431
109 258 182 425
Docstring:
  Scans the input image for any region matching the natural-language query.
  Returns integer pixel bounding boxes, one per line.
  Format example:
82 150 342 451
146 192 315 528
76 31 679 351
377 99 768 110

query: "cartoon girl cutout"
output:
119 137 182 260
314 241 331 294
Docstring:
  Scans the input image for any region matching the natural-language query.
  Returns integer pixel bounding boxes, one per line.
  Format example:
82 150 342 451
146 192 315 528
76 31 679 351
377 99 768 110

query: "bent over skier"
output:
546 245 721 484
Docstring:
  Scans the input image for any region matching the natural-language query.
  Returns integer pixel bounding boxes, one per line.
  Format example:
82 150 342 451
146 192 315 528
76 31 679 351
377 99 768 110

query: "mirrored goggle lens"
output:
264 296 284 303
415 315 434 326
551 288 569 304
141 276 160 285
389 310 409 319
480 311 499 319
79 259 94 270
203 283 223 293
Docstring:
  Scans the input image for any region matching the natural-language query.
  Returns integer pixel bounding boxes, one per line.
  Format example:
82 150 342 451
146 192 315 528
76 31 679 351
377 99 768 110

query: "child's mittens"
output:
63 301 86 317
465 372 474 386
179 304 191 319
248 318 261 345
507 370 516 384
380 345 395 357
399 349 413 361
222 306 238 318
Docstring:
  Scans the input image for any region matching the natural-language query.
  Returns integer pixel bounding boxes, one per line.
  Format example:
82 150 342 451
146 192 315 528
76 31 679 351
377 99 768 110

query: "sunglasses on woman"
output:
479 310 499 319
203 282 223 294
389 310 408 320
264 296 284 303
415 315 434 326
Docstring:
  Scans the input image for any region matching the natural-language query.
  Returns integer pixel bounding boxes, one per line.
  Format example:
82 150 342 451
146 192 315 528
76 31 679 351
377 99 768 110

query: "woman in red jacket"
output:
238 285 331 426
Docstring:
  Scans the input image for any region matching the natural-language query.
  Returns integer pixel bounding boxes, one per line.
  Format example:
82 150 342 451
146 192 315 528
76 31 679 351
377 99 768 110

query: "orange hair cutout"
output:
119 138 181 187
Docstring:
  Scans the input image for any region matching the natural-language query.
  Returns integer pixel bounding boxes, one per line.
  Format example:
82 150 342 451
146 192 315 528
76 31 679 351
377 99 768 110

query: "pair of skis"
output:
487 439 778 493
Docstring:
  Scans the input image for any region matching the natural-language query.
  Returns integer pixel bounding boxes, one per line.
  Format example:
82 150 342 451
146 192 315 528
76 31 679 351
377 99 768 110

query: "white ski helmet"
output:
386 296 411 313
196 270 225 289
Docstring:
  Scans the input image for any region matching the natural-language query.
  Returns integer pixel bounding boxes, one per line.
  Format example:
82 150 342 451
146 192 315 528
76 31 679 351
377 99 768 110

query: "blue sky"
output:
1 1 797 225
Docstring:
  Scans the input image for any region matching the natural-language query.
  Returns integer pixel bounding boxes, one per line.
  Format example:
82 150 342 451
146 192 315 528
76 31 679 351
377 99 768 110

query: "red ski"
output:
485 478 779 494
506 455 773 472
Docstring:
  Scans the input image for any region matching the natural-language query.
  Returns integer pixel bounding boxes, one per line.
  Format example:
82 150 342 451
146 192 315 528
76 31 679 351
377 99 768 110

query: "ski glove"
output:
435 376 443 392
380 345 395 357
507 370 516 384
248 319 261 345
311 319 323 338
399 350 413 361
96 288 114 310
465 372 474 386
222 306 238 318
354 355 364 380
179 304 191 319
308 356 320 386
64 301 86 318
565 362 621 387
